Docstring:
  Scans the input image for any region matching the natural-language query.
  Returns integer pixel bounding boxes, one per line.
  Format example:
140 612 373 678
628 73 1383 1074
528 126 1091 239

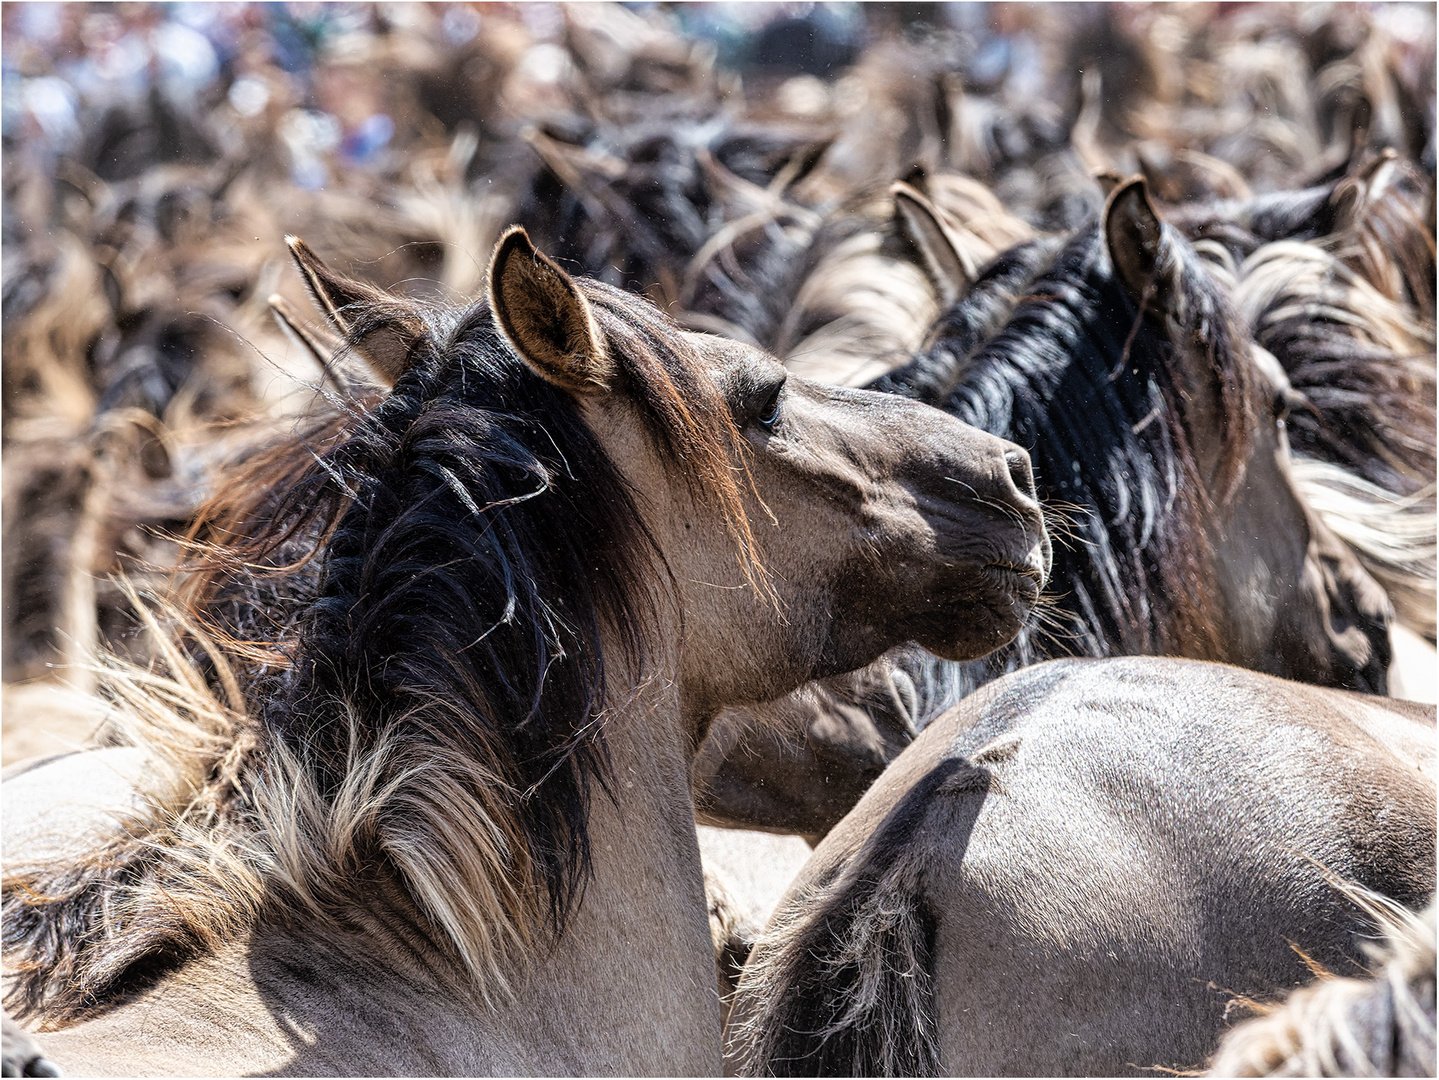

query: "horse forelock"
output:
6 284 771 1019
580 279 771 603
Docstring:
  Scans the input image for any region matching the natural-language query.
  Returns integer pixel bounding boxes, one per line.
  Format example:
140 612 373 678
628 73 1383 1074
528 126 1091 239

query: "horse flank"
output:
724 759 983 1077
1207 888 1436 1077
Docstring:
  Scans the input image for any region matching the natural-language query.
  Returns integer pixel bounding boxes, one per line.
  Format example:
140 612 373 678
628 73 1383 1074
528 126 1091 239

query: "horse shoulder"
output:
3 747 156 863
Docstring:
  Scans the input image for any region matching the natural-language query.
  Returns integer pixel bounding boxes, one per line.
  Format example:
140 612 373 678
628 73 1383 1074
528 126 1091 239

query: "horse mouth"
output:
985 561 1045 600
912 561 1043 662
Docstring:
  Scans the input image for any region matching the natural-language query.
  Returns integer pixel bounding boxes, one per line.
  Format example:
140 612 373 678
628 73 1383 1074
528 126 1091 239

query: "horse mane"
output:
881 214 1256 672
1330 155 1436 320
1230 238 1436 639
1233 239 1435 495
1290 459 1436 641
1164 154 1434 318
773 188 941 386
676 169 1036 391
3 279 761 1021
759 176 1029 388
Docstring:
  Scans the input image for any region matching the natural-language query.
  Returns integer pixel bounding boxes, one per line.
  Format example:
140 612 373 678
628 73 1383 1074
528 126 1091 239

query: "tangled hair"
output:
725 758 978 1077
770 185 943 387
1289 459 1436 643
879 210 1256 670
677 170 1036 391
1229 238 1436 638
4 279 762 1021
696 172 1036 390
1328 154 1435 322
2 591 266 1023
1232 240 1434 498
1208 891 1436 1077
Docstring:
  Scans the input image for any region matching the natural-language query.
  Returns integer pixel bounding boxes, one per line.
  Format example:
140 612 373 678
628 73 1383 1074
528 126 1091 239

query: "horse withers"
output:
728 656 1435 1076
1 227 1046 1075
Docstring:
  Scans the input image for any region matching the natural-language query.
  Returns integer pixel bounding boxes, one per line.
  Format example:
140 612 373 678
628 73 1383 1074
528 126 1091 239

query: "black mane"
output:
237 303 658 931
4 270 759 1023
877 216 1250 689
202 275 757 941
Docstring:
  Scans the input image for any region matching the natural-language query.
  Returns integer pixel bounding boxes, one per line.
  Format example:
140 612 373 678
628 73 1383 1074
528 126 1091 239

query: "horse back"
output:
2 748 156 864
730 657 1436 1076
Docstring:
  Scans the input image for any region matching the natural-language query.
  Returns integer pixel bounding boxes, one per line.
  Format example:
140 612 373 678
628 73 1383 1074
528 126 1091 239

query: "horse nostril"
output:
1005 449 1038 503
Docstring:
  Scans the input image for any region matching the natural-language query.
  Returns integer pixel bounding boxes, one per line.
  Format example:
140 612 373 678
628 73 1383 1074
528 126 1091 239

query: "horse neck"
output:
868 238 1061 405
235 666 721 1074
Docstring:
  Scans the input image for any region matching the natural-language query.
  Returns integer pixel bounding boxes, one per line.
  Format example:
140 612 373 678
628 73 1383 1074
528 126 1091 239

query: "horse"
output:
1118 156 1437 676
0 226 1048 1075
694 175 1399 844
693 650 924 844
728 656 1436 1076
880 175 1393 689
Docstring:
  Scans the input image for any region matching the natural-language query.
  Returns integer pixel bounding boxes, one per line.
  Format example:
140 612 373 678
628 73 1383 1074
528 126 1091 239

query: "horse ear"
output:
268 293 345 390
488 226 612 394
284 236 420 386
892 182 972 307
1104 176 1166 306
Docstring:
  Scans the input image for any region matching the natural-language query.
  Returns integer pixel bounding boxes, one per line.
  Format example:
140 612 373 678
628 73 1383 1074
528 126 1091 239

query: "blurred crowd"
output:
8 4 1429 188
0 1 1433 713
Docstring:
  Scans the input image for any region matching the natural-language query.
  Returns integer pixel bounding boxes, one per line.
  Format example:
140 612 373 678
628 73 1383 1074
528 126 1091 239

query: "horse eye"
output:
756 379 785 429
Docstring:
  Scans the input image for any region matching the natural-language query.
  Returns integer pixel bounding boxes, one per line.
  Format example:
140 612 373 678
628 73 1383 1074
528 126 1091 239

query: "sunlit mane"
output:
3 281 764 1021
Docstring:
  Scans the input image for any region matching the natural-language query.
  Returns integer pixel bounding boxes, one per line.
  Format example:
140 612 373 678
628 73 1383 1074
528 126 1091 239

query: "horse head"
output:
1103 178 1394 690
895 175 1392 692
480 226 1050 710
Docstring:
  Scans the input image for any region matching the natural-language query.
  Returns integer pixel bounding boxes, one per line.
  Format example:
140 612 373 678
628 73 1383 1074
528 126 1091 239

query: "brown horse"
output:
729 656 1435 1076
1 227 1046 1075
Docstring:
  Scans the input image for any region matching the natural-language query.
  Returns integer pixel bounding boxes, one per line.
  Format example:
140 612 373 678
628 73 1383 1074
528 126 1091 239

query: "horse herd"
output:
0 176 1432 1076
2 7 1436 1078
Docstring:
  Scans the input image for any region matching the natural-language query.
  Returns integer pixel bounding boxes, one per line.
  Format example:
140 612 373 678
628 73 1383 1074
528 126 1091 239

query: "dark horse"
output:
1 230 1046 1074
695 176 1395 841
880 175 1391 689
